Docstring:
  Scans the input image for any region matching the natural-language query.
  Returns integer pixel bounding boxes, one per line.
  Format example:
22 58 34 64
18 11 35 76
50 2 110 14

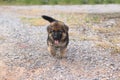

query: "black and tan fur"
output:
42 15 69 58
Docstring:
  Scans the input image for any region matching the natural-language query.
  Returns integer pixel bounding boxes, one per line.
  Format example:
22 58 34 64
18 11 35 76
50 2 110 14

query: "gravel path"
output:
0 5 120 80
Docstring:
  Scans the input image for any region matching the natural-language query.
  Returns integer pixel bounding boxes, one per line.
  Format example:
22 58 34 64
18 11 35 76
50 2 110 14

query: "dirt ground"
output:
0 5 120 80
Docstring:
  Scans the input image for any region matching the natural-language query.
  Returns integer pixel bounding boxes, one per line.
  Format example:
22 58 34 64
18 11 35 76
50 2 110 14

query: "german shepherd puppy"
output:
42 15 69 58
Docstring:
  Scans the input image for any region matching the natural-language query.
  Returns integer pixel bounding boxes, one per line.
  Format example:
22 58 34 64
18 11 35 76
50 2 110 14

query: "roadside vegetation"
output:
0 0 120 5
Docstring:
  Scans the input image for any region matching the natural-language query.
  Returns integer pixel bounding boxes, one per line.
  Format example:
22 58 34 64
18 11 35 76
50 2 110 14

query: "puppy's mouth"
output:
54 40 59 44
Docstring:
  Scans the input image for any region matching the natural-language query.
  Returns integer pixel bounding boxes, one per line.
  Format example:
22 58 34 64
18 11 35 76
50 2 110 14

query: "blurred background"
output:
0 0 120 5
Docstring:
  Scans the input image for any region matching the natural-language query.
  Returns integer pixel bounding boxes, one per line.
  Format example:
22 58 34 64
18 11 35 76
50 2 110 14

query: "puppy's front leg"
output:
48 46 56 56
60 47 66 58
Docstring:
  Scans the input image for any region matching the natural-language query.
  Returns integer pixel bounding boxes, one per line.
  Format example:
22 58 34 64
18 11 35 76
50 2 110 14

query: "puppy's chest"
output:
54 46 60 51
54 43 62 47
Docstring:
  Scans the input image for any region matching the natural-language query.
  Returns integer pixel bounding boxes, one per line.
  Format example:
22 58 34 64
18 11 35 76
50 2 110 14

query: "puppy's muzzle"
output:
53 32 62 40
52 31 62 44
53 32 58 40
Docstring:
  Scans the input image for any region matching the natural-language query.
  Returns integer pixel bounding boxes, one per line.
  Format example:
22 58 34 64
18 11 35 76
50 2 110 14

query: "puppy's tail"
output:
42 15 57 23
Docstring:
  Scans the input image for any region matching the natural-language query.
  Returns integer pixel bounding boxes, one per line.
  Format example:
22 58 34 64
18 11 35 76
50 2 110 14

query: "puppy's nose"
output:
53 32 58 40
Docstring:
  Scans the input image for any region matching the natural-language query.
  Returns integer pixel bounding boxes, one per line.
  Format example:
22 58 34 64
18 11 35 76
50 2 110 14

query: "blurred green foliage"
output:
0 0 120 5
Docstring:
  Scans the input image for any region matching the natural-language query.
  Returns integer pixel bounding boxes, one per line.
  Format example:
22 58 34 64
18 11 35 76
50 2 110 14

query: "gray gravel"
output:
0 5 120 80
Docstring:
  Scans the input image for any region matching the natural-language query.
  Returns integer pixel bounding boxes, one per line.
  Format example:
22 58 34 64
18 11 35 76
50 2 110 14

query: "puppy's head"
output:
42 15 69 44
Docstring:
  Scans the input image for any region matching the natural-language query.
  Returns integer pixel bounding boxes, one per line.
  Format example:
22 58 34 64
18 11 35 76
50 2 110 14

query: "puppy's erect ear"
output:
63 25 69 32
42 15 57 23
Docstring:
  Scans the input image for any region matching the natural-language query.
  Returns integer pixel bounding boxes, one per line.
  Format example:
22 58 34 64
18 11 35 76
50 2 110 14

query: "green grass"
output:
0 0 120 5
